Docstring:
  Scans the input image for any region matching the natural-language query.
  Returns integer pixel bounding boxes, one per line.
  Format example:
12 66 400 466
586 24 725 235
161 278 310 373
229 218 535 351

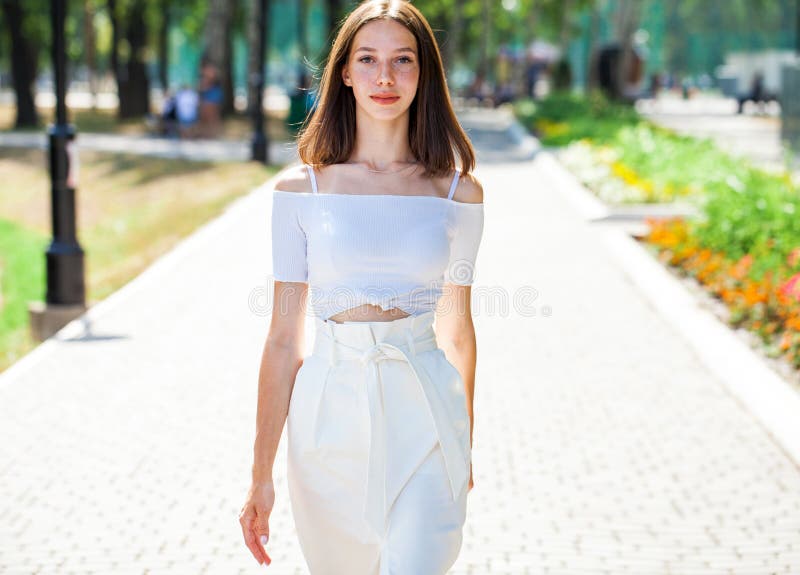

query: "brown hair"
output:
297 0 475 178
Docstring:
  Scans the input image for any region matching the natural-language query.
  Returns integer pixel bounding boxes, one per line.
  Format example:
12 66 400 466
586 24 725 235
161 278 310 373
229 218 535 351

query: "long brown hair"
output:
297 0 475 178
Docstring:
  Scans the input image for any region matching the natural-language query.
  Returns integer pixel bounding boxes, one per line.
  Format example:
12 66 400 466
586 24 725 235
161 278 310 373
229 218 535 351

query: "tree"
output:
107 0 151 118
615 0 642 100
202 0 234 115
157 0 170 92
327 0 344 42
0 0 41 127
443 0 465 76
83 0 98 107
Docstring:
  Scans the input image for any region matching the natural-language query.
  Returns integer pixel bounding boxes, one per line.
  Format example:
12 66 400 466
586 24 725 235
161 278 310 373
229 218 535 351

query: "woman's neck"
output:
349 108 415 168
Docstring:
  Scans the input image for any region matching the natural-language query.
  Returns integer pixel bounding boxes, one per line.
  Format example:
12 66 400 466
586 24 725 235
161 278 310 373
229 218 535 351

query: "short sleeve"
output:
271 192 308 282
444 204 484 285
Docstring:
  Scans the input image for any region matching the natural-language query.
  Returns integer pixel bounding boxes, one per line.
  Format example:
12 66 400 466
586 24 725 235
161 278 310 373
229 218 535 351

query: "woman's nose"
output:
376 62 394 85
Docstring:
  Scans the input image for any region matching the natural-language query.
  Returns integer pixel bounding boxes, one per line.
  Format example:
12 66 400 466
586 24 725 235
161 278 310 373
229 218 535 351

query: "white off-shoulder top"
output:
271 165 484 320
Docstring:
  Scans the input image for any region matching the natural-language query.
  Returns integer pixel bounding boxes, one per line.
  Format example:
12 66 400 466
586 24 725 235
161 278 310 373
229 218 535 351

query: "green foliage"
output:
612 123 736 198
513 90 640 146
690 171 800 280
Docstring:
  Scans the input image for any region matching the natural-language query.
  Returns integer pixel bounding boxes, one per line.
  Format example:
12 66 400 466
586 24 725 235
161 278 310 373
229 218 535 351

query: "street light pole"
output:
47 0 85 307
251 0 270 163
29 0 87 341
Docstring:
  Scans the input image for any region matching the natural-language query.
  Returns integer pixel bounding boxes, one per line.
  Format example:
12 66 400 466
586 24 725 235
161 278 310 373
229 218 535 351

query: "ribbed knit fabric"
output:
270 167 484 321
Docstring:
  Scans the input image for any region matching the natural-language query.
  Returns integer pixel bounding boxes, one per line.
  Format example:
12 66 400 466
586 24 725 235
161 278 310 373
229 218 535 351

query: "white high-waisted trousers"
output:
286 309 471 575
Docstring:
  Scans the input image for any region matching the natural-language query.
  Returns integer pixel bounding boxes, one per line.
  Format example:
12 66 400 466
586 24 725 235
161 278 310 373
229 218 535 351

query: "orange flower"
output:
779 331 794 351
788 247 800 268
730 254 753 280
743 281 766 306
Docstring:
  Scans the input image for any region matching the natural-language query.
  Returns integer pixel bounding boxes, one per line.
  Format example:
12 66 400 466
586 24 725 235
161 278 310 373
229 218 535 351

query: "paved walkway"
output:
0 131 298 164
1 110 800 574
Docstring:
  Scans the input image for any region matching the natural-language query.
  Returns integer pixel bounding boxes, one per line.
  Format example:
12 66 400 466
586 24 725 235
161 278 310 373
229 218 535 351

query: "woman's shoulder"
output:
273 164 314 194
450 170 483 204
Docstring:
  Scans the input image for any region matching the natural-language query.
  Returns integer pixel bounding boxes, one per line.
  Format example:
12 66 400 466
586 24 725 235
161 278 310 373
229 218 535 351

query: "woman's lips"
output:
370 95 401 105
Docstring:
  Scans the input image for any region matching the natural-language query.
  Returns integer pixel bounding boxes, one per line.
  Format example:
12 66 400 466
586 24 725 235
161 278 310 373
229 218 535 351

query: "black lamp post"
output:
251 0 270 163
47 0 85 307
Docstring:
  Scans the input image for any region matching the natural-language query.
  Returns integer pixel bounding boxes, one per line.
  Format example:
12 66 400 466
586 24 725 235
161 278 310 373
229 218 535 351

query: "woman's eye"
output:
357 56 413 65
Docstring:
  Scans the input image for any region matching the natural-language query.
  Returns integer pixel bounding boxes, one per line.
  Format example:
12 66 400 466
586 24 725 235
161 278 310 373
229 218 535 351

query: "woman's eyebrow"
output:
354 46 417 54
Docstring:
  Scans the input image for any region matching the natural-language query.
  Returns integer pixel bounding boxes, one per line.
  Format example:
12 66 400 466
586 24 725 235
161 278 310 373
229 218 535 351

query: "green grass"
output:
0 218 48 369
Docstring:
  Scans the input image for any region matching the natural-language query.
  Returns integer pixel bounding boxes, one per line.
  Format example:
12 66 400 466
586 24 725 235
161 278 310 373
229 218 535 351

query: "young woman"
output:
240 1 484 572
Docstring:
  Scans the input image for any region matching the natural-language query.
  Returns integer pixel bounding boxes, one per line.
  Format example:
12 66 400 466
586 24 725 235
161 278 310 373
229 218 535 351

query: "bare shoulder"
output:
453 171 484 204
273 164 313 193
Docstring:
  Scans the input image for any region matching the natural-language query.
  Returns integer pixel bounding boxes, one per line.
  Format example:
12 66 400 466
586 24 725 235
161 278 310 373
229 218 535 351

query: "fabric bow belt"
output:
311 323 469 538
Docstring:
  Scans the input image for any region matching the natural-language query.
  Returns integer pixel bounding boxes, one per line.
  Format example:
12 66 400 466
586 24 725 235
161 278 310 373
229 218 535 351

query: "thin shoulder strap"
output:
447 168 461 201
305 164 319 194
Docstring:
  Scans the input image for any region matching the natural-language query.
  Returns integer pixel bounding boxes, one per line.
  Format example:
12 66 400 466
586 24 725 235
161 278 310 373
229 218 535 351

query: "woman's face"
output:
342 19 420 121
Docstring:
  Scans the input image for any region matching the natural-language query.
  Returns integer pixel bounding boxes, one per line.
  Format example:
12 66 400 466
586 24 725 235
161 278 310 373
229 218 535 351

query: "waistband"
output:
313 310 438 362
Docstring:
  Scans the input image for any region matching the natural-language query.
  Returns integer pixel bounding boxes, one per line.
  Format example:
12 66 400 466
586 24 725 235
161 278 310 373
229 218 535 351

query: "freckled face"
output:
341 19 420 120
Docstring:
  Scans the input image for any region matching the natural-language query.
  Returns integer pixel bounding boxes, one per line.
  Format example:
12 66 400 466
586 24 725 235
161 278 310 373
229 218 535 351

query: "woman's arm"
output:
253 165 314 481
435 284 477 449
251 281 308 483
436 170 484 448
241 280 307 566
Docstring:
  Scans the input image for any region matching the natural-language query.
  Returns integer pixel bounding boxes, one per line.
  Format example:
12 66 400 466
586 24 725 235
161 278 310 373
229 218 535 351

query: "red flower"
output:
779 273 800 302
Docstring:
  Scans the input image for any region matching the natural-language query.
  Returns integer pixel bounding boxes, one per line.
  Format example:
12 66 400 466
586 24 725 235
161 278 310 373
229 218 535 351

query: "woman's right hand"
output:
239 480 275 567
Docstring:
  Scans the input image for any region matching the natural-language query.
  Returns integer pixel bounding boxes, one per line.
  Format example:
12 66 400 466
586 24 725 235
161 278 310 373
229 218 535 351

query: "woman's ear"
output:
341 65 352 87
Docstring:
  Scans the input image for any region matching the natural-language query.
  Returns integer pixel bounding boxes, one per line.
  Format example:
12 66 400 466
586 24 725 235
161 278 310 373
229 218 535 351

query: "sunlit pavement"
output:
1 108 799 574
0 131 298 165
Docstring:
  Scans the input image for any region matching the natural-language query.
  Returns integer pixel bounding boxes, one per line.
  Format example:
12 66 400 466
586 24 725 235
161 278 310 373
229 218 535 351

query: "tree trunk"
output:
222 6 235 115
107 0 121 106
83 0 97 108
247 0 259 114
327 0 343 39
614 0 640 102
117 0 150 118
316 0 343 64
158 1 170 92
559 0 574 54
203 0 233 114
1 0 39 128
296 0 311 89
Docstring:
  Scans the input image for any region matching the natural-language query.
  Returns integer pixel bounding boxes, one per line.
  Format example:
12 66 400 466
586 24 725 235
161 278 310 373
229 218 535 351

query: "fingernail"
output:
260 534 269 546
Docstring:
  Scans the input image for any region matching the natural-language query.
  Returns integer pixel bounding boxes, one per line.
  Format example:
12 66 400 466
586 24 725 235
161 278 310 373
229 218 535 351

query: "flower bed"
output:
515 91 800 373
515 92 782 206
644 217 800 368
